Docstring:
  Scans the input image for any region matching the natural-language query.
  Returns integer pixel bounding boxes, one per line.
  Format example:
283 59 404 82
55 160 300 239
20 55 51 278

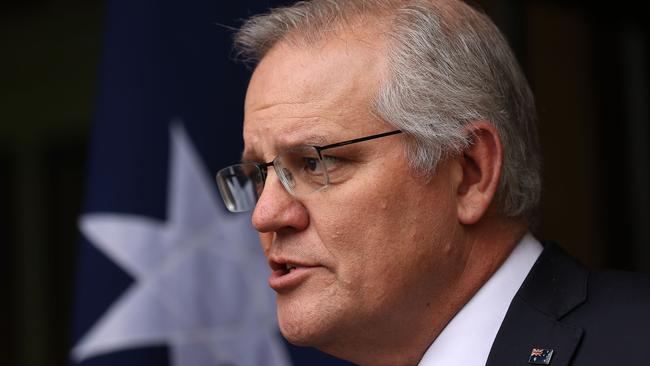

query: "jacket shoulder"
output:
486 243 649 366
543 245 650 364
565 270 650 346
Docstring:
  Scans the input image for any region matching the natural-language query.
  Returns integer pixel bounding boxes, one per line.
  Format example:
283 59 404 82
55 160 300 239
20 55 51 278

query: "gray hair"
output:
234 0 541 219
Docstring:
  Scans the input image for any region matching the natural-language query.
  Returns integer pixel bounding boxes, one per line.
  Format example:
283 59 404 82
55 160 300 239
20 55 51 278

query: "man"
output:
215 0 650 365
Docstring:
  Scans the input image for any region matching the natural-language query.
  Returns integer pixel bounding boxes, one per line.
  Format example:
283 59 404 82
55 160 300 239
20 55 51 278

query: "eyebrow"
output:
291 134 329 147
240 133 332 164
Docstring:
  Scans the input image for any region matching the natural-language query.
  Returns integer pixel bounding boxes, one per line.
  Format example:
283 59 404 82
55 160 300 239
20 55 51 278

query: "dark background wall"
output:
1 0 647 365
2 1 103 365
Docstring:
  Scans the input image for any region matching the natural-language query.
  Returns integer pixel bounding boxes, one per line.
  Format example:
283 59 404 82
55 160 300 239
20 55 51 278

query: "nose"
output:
251 169 309 234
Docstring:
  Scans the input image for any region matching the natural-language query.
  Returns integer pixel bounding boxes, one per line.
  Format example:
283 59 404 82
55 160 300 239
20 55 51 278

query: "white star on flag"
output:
72 121 290 366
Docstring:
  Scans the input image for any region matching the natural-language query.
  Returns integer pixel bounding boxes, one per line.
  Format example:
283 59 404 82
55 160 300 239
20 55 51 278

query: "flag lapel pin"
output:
528 348 554 365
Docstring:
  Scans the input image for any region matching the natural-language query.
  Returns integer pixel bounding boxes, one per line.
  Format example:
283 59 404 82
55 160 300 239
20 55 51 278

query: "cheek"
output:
307 199 385 296
308 156 458 283
335 178 454 268
311 190 410 291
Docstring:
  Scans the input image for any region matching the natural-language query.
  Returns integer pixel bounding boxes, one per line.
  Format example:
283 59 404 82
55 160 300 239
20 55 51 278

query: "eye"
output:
303 157 320 172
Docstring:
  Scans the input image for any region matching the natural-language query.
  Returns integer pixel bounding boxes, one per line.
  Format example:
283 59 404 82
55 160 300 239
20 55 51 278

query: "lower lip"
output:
268 266 319 292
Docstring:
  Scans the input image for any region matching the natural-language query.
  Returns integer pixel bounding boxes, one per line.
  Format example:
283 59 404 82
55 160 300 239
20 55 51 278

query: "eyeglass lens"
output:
216 146 329 212
216 165 262 212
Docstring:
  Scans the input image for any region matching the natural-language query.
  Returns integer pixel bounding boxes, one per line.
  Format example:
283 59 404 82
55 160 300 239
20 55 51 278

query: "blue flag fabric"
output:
71 1 353 365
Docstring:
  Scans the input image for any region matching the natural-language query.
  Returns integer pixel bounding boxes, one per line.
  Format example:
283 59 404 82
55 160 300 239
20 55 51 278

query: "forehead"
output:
242 30 389 160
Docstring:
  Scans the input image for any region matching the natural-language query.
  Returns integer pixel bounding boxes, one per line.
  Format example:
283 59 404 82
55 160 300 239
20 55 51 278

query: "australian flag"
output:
70 1 352 365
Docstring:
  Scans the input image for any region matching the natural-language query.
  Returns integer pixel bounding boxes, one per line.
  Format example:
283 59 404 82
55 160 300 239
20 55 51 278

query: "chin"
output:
277 308 324 346
276 296 339 348
278 305 367 365
278 319 315 346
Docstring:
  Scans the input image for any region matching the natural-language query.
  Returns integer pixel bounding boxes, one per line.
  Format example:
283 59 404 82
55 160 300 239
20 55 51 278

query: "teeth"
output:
286 264 298 272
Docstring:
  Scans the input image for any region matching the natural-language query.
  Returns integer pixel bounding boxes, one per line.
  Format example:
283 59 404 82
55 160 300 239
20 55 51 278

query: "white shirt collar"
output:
417 233 543 366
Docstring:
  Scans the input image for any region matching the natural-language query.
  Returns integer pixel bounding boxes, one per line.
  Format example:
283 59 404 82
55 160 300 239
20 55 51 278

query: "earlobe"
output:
456 121 503 225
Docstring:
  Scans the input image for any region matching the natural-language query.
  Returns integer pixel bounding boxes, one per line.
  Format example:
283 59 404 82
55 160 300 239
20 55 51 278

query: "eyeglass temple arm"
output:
316 130 402 152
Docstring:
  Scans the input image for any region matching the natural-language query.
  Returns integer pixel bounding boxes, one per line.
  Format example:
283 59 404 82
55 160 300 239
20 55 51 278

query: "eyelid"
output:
322 155 343 162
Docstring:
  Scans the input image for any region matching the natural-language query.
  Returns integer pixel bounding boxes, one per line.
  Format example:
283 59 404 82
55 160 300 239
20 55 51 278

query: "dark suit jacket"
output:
486 244 650 366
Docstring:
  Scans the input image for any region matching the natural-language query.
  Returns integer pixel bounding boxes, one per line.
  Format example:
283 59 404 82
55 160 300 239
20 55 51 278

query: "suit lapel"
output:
486 244 588 366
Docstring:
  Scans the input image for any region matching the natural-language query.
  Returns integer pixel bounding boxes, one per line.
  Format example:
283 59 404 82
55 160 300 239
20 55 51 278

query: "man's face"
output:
242 32 467 352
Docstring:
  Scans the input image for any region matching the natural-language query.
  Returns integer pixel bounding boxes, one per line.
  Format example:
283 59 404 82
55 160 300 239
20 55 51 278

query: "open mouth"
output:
273 262 304 277
268 259 318 291
285 263 300 273
270 259 305 275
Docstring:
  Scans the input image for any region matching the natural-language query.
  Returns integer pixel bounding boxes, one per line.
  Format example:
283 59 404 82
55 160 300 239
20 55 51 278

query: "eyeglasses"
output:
216 130 402 212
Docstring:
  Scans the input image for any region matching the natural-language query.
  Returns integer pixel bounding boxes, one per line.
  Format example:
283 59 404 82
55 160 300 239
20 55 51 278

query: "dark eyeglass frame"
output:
252 129 403 182
216 129 403 212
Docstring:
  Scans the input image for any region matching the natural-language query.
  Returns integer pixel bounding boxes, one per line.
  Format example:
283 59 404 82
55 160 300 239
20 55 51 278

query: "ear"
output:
455 121 503 225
